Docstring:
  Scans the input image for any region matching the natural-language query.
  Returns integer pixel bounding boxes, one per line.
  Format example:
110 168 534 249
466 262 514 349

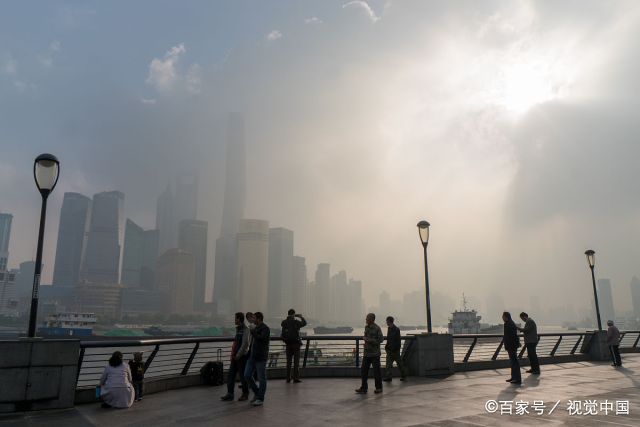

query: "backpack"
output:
200 349 224 386
281 319 300 344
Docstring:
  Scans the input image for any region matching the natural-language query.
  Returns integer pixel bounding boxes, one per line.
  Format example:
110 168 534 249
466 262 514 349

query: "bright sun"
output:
494 63 558 114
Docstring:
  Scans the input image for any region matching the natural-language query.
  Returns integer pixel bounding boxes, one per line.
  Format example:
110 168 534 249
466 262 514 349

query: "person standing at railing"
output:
221 312 251 402
245 311 270 406
281 309 307 383
99 351 136 408
517 312 540 375
383 316 406 382
355 313 384 394
607 320 622 367
503 312 521 385
245 312 258 382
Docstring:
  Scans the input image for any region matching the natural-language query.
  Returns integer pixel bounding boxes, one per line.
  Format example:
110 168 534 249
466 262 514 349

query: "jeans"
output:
286 343 301 381
525 343 540 372
361 355 382 390
244 358 267 400
609 345 622 366
384 350 406 379
133 380 143 400
226 356 248 397
507 348 521 382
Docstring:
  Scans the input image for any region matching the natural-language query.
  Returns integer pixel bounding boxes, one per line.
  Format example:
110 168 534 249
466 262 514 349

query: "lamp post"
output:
417 220 432 333
585 249 602 331
27 153 60 338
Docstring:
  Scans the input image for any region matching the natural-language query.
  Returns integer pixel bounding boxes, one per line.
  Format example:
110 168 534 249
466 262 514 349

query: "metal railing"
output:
453 332 589 364
453 331 640 365
76 330 640 388
617 330 640 351
77 335 414 389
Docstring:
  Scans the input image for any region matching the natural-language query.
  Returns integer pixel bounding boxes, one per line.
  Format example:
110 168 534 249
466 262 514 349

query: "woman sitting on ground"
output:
99 351 136 408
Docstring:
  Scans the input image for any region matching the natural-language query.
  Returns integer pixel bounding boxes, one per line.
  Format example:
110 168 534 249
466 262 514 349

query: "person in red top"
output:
221 312 251 401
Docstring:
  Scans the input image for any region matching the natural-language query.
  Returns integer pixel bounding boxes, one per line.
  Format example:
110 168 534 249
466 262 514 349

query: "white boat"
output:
448 294 481 334
39 312 96 336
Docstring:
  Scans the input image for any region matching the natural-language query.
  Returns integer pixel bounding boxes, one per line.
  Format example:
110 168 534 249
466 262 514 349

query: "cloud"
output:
2 56 17 75
146 44 204 96
38 40 62 68
342 1 379 22
266 30 283 41
305 17 323 25
12 80 36 91
186 63 202 94
146 43 186 93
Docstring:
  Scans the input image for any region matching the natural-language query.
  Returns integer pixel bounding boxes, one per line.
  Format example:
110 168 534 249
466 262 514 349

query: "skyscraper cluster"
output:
43 172 204 318
2 113 364 326
210 114 365 324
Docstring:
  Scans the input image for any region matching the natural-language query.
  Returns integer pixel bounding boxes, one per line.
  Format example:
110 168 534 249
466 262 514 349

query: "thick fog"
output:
2 1 640 324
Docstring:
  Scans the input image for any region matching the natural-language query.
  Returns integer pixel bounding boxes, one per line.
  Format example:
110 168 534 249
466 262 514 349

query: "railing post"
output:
518 343 527 359
463 337 477 363
491 338 504 361
144 344 160 372
76 347 85 386
633 333 640 348
355 338 360 368
550 336 563 356
181 342 200 375
571 335 583 355
302 339 310 368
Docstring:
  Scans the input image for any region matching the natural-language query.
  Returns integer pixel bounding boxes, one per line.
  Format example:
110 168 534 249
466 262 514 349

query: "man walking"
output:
383 316 406 382
281 309 307 383
503 311 521 385
221 312 250 401
607 320 622 367
244 312 270 406
355 313 384 394
517 312 540 374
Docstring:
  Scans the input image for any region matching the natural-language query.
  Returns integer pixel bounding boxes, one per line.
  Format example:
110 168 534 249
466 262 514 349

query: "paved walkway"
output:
3 354 640 426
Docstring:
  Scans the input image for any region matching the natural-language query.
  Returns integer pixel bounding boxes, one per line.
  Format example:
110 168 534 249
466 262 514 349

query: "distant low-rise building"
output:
120 288 166 317
156 248 195 315
0 269 18 316
73 284 123 319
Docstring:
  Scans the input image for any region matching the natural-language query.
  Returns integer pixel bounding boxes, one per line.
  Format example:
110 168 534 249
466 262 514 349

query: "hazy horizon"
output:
2 1 640 325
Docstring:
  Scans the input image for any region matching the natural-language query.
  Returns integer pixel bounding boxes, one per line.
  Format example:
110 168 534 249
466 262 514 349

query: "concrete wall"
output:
0 339 79 413
581 330 611 361
404 333 454 376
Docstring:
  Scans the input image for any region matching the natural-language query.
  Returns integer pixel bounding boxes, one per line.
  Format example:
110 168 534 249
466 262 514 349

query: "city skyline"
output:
3 1 640 321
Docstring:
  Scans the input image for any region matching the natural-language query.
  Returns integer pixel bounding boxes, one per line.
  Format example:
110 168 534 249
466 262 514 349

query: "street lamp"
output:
417 220 432 333
27 153 60 338
585 249 602 331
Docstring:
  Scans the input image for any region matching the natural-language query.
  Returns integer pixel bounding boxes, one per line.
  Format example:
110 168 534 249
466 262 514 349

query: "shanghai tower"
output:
213 113 246 315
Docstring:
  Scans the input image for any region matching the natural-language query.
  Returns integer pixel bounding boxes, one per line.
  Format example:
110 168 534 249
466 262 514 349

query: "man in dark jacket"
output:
503 311 521 385
355 313 384 394
517 312 540 374
244 312 270 406
281 309 307 383
383 316 406 382
221 312 250 402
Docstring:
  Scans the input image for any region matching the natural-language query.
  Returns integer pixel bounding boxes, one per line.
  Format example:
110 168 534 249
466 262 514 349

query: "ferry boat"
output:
448 294 481 334
38 312 96 336
313 326 354 335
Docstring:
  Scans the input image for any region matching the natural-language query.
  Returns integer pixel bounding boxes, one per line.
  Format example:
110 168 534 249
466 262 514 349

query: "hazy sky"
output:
2 1 640 321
